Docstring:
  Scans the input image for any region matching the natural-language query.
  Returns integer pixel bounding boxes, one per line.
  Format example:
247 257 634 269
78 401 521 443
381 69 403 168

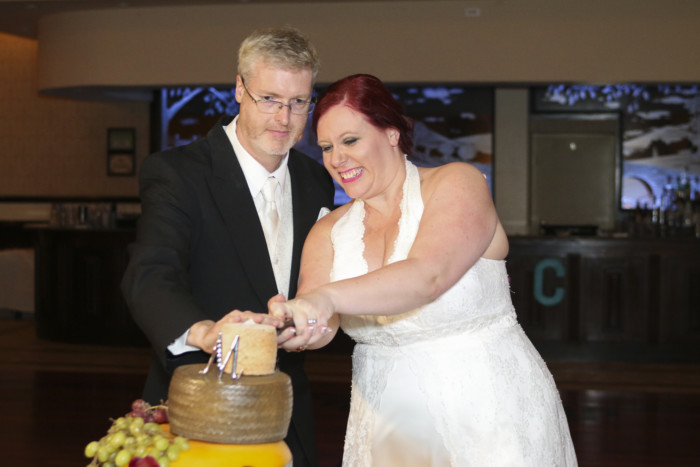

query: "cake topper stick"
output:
199 334 223 375
214 332 224 372
231 335 241 380
221 334 240 380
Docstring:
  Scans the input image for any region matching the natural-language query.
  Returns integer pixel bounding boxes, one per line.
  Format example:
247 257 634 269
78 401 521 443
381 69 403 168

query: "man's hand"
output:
186 310 284 353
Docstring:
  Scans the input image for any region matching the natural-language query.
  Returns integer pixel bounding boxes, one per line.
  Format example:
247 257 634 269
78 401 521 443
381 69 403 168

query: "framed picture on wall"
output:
107 153 135 176
107 127 136 176
107 128 135 152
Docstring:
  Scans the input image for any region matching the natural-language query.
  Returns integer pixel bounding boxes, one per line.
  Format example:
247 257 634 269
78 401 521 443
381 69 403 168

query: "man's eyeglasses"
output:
241 78 315 115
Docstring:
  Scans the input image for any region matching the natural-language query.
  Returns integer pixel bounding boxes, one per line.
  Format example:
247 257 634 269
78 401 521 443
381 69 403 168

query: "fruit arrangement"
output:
85 399 190 467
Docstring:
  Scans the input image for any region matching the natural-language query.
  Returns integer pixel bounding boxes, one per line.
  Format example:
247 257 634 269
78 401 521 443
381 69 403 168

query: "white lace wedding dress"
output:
330 159 578 466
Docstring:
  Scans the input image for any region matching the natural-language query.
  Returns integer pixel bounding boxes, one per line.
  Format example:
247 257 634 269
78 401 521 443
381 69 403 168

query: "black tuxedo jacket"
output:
122 115 335 467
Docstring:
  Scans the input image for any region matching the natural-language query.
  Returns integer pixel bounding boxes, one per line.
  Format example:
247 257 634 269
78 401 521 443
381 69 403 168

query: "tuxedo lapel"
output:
205 118 277 309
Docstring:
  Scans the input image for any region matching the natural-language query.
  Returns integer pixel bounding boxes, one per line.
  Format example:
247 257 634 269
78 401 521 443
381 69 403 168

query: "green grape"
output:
114 417 129 431
173 436 190 451
123 436 137 454
143 422 162 435
97 445 111 463
114 448 131 466
166 444 180 461
134 444 148 457
153 435 169 452
110 430 127 449
84 440 100 458
156 456 170 467
130 416 145 427
129 417 145 436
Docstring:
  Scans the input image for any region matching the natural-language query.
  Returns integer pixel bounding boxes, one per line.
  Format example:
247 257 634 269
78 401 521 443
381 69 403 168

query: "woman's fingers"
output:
270 295 332 338
276 326 296 344
267 294 289 318
277 326 311 351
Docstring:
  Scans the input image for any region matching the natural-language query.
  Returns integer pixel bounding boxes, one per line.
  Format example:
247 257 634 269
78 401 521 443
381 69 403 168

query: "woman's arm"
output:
271 163 505 328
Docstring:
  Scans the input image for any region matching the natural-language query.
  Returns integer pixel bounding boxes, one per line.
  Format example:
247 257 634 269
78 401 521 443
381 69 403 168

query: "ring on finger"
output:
296 346 306 352
307 319 317 325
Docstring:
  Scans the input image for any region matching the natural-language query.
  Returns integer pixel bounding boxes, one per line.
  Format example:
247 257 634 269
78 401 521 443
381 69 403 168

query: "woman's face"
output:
316 105 402 200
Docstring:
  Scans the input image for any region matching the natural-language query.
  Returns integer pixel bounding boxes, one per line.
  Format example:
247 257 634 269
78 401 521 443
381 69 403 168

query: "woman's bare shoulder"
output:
418 162 489 195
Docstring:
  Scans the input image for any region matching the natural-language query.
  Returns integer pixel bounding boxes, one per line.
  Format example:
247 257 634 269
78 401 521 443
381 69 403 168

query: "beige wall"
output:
0 32 149 198
37 0 700 97
4 0 699 230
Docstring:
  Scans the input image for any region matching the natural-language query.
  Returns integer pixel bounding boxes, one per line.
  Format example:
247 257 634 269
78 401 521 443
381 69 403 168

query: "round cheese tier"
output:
168 364 293 444
220 321 277 375
163 425 292 467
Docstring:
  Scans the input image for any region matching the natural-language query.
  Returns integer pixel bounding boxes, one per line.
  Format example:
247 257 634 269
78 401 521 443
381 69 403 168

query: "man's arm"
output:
121 151 209 369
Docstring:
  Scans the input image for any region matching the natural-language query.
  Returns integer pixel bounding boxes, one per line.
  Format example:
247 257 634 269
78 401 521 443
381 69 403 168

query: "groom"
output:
121 26 335 467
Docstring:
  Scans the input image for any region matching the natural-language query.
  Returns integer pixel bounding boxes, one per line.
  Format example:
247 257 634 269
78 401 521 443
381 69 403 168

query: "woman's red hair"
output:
312 74 414 155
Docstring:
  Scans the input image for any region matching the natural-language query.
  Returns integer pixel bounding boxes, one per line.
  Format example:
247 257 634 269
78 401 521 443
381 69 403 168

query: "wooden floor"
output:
1 317 700 466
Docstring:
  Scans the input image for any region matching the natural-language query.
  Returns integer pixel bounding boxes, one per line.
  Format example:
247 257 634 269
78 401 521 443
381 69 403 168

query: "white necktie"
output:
260 176 279 252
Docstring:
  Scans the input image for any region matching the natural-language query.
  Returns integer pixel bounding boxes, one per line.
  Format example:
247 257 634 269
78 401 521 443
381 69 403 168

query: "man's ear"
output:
235 75 244 103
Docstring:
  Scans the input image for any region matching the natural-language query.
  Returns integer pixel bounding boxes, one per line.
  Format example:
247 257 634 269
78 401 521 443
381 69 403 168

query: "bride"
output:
270 74 578 466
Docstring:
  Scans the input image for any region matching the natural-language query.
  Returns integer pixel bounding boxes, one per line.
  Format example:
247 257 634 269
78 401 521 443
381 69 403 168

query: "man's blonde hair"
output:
238 26 320 83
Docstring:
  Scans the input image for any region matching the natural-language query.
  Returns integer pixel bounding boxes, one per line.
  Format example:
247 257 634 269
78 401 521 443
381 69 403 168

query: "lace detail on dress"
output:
342 344 392 467
387 157 422 265
330 198 367 282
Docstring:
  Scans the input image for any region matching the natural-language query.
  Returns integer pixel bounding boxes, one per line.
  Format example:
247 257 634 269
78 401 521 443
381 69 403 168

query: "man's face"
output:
235 62 313 172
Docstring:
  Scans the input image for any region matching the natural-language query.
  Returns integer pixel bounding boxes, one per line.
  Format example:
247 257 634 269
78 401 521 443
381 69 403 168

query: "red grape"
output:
129 398 150 418
129 456 159 467
152 407 168 423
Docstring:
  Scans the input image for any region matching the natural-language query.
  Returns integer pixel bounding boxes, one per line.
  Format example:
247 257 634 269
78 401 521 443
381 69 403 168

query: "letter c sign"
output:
533 258 565 306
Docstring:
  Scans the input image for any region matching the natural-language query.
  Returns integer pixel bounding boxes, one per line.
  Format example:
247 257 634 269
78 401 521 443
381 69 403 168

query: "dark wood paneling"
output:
660 253 700 344
33 227 146 346
580 252 649 343
508 236 700 363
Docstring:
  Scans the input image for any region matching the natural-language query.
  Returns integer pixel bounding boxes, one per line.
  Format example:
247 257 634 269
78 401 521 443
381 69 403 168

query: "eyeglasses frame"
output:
240 77 316 115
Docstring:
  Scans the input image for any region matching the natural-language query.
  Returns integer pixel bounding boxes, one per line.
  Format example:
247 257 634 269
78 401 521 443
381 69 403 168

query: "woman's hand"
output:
268 292 336 352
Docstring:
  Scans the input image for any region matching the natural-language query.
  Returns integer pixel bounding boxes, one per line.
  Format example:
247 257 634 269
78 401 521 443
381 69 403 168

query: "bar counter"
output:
507 235 700 363
23 225 700 361
29 225 145 346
